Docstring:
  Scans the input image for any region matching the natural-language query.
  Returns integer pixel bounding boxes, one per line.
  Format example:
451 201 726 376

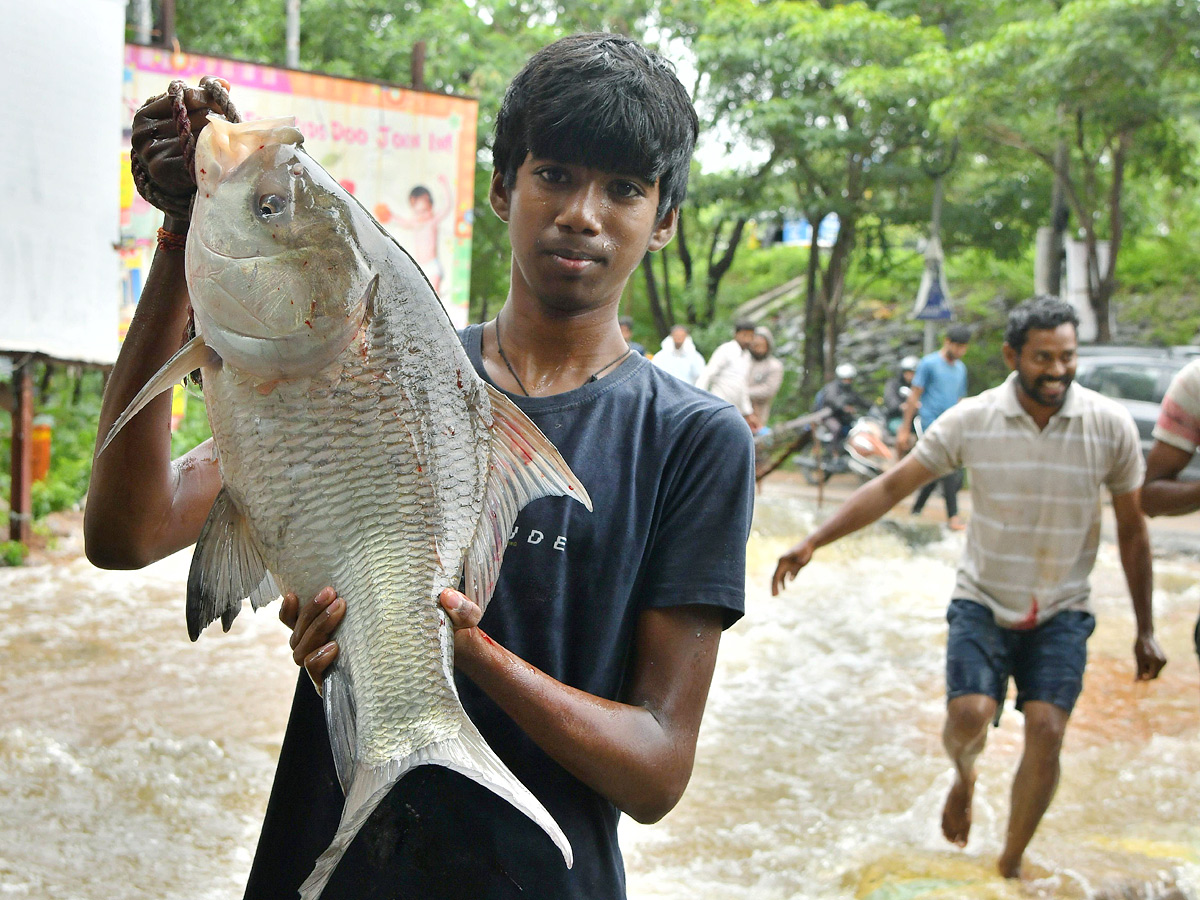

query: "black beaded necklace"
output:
494 318 632 397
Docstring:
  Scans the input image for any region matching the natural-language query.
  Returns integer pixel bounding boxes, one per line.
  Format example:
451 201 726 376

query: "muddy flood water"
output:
2 478 1198 899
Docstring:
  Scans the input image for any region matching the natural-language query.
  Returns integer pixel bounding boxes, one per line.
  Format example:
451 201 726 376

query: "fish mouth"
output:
195 240 284 263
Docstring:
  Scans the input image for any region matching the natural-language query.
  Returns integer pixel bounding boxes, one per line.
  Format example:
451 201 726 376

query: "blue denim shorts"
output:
946 598 1096 725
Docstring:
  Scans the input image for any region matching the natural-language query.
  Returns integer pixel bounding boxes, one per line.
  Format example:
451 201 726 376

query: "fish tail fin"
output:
298 720 573 900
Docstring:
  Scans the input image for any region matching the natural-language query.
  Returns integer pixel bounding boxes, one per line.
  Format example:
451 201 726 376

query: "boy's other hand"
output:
439 588 483 631
131 82 227 222
280 587 343 695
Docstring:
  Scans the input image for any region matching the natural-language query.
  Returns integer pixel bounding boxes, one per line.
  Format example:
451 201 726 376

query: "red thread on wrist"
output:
156 227 188 252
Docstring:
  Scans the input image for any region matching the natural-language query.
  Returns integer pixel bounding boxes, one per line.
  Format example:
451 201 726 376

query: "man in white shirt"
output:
651 323 706 385
771 297 1165 881
696 320 756 423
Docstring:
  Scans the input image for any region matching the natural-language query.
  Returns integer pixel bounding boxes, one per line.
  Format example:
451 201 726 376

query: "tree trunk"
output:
677 209 694 288
677 210 697 327
800 213 828 401
705 216 747 324
820 219 857 382
1092 132 1129 344
641 253 671 336
1048 135 1069 296
660 250 676 331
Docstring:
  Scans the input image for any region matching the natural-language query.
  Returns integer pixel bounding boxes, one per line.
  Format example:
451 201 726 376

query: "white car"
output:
1074 347 1200 480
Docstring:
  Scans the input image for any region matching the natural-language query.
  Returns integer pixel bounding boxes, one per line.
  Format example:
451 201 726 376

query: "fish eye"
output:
256 193 288 219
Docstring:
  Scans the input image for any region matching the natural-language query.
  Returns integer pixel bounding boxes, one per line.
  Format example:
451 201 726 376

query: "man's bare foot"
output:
947 516 966 532
941 776 973 847
996 852 1021 879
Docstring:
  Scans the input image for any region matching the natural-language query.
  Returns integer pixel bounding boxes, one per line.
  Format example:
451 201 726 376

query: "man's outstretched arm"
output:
772 453 937 595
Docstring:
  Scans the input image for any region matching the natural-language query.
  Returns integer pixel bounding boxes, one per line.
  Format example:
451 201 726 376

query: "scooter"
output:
796 411 895 485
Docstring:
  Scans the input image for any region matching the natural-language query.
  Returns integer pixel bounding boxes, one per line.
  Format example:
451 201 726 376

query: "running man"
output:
772 297 1165 880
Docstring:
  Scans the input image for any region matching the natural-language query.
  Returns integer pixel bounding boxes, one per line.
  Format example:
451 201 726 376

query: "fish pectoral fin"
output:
96 335 221 456
186 488 279 641
322 664 357 794
462 385 593 614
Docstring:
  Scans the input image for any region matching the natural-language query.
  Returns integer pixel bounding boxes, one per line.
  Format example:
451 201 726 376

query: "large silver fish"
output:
101 115 587 897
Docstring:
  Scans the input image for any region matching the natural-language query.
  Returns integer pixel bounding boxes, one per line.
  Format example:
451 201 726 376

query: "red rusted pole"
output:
10 363 33 544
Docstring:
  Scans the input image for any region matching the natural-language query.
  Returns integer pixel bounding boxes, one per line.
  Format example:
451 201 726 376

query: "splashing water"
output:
2 489 1198 899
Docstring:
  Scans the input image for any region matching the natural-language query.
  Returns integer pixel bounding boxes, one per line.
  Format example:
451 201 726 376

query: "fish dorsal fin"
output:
463 385 593 614
186 488 279 641
96 335 221 456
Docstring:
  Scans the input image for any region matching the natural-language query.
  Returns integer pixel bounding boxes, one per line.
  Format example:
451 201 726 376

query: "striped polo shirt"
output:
1152 358 1200 453
913 373 1144 629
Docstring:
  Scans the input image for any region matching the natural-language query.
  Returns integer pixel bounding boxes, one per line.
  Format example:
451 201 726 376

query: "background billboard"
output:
120 45 479 337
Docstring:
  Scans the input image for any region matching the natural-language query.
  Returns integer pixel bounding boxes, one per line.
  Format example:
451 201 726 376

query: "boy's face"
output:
490 154 677 315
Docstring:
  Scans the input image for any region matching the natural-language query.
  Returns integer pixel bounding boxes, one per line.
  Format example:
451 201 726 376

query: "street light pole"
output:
286 0 300 69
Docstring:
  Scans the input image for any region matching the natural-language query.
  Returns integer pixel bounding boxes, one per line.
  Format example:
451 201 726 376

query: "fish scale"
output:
100 114 588 898
206 331 468 759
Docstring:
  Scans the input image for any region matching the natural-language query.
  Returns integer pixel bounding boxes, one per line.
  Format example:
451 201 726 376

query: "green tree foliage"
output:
695 0 951 391
936 0 1200 340
123 0 1200 389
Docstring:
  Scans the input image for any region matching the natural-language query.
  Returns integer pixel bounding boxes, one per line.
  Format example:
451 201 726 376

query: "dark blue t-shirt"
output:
243 324 755 900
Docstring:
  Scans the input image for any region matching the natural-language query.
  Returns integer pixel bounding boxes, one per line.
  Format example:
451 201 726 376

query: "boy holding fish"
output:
86 32 754 900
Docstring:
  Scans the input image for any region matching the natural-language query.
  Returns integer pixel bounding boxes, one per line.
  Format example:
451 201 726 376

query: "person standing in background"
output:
619 316 646 356
697 320 756 426
883 355 920 435
746 326 784 431
651 323 706 385
899 325 972 530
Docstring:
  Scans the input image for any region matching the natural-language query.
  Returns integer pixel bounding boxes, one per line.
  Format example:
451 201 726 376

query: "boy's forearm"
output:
85 247 199 567
454 607 719 824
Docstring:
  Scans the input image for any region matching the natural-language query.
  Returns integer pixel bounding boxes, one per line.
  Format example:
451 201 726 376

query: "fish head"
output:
187 115 378 380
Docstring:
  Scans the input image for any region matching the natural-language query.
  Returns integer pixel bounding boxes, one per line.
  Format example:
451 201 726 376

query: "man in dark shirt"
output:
85 33 754 900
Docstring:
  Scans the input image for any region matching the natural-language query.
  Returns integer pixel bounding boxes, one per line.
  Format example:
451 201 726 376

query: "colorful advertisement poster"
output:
119 45 478 349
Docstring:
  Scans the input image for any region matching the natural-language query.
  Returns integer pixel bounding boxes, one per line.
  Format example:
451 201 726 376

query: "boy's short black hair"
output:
735 320 757 334
1005 296 1080 355
491 33 699 219
409 185 432 203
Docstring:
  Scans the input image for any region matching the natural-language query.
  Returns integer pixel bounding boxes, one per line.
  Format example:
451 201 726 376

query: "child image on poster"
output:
391 173 454 294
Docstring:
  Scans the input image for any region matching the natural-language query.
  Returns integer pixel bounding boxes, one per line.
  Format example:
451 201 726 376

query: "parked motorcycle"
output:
795 411 895 485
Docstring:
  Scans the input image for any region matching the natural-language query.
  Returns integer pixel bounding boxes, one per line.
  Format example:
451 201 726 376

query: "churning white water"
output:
2 481 1198 899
